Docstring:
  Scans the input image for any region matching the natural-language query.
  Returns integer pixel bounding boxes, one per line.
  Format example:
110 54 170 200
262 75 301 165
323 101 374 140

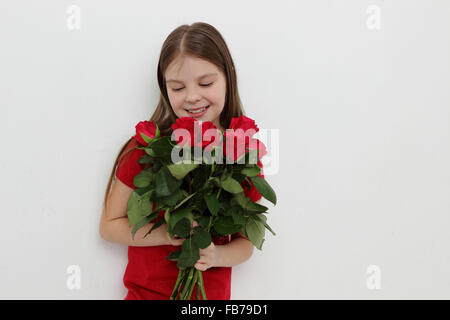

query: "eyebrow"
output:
166 73 217 83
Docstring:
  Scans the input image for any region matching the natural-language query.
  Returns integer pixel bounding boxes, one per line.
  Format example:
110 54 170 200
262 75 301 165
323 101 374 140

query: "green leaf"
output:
164 208 171 224
192 227 212 249
160 189 183 206
233 192 268 213
139 132 153 144
232 172 246 183
154 123 160 139
245 201 268 213
220 177 243 194
173 218 191 238
221 201 232 216
173 192 197 210
220 167 233 182
197 216 211 229
137 154 154 164
167 162 199 179
241 165 261 177
155 166 182 197
144 217 165 238
127 191 153 227
192 166 210 191
134 184 153 197
231 208 247 225
151 136 173 160
133 169 153 188
204 194 220 216
131 210 159 240
249 176 277 205
166 249 181 261
166 221 174 239
246 148 259 165
144 148 156 157
177 238 200 268
253 213 276 236
151 161 162 173
168 207 193 231
246 214 266 250
213 216 242 235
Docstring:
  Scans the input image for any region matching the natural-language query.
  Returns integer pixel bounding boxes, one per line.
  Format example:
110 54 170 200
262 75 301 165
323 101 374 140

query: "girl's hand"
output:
166 220 219 271
194 241 217 271
189 221 218 271
167 233 185 246
166 228 185 246
166 220 199 246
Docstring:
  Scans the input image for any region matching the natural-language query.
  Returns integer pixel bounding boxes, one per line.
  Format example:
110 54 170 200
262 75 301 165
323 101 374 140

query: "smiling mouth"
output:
184 105 210 114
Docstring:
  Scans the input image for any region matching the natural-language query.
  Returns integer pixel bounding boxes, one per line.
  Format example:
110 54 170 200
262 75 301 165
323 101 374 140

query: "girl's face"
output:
165 55 227 132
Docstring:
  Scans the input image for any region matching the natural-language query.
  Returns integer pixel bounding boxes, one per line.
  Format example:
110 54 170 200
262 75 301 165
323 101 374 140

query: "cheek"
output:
169 93 183 109
208 89 225 107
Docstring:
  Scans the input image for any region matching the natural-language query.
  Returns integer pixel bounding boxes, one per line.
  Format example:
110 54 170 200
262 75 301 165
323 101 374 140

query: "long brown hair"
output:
103 22 247 210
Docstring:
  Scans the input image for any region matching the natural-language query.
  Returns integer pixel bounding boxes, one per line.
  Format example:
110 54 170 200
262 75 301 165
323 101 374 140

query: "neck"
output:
213 120 225 133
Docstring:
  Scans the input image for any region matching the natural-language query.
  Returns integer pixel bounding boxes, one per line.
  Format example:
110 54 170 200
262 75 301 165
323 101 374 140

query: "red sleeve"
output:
115 138 146 189
242 159 264 202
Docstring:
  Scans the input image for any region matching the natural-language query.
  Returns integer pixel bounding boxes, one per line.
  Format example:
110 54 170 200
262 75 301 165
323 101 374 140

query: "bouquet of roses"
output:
126 115 277 300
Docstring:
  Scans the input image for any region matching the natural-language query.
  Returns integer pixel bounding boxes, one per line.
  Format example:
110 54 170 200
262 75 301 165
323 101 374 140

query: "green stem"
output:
170 269 185 300
180 268 194 300
195 281 200 300
216 188 222 199
206 216 213 233
185 268 199 300
197 269 207 300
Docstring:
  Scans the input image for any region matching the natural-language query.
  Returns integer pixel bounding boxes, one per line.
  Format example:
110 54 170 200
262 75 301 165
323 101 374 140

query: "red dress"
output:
115 137 264 300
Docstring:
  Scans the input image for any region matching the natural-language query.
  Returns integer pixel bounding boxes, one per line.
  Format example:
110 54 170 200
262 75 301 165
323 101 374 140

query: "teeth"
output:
187 106 208 113
190 108 205 113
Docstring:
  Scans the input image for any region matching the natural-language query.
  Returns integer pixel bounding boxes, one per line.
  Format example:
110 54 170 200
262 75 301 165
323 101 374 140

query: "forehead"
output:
165 55 220 83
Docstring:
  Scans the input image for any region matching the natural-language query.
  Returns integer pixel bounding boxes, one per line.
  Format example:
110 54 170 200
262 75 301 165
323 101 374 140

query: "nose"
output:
185 87 202 105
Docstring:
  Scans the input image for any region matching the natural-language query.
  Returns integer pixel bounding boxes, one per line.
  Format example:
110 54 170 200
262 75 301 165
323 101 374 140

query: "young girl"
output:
100 22 264 300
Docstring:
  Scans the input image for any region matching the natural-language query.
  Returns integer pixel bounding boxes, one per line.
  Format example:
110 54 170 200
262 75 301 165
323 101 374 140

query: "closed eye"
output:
172 82 213 92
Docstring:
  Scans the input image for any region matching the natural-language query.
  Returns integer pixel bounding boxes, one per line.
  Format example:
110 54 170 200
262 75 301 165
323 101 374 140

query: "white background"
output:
1 0 449 299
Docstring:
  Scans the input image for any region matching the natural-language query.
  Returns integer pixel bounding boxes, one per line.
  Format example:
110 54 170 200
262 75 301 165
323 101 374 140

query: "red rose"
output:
223 132 267 163
223 116 267 162
134 120 158 146
202 121 222 151
224 116 266 163
171 117 218 148
229 115 259 133
248 137 267 160
242 159 264 202
223 129 248 162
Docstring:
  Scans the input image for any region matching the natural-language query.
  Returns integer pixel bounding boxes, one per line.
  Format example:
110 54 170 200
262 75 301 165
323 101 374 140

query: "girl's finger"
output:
171 236 184 246
196 257 205 264
189 220 199 236
195 263 208 271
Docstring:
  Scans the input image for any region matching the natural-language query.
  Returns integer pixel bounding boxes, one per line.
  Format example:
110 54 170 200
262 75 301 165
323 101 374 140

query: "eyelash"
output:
172 82 213 92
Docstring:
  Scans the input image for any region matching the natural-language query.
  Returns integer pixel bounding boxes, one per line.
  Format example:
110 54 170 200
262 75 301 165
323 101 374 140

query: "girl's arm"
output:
196 200 264 269
99 179 183 247
194 231 254 270
214 233 254 268
214 197 263 267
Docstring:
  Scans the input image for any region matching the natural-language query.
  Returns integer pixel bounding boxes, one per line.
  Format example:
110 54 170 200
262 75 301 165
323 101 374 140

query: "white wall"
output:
1 0 449 299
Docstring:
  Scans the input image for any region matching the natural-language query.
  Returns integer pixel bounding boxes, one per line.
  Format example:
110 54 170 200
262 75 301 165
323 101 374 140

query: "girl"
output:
100 22 264 300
